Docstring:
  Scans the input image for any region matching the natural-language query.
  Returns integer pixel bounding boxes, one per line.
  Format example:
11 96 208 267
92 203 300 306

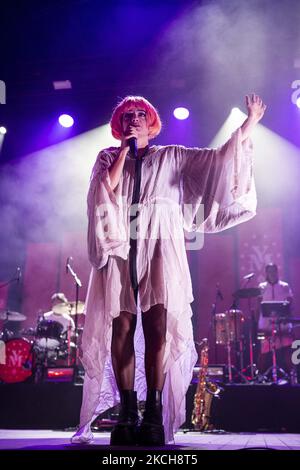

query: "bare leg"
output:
111 311 137 390
142 303 167 391
138 304 167 446
110 311 139 446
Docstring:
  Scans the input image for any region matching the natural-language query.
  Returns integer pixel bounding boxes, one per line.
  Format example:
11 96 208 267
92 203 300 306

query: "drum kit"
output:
0 302 85 384
213 287 300 384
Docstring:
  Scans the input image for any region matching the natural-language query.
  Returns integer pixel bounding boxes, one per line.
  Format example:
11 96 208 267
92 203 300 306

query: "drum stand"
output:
21 338 44 384
259 318 289 384
231 308 246 374
33 315 61 383
33 338 51 383
226 341 233 383
224 305 248 383
239 294 259 382
226 340 248 383
210 284 226 364
232 283 262 382
241 309 260 381
66 327 72 367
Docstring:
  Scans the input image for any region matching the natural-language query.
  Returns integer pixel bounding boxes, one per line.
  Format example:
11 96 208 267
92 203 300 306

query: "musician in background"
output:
43 292 75 334
257 263 294 374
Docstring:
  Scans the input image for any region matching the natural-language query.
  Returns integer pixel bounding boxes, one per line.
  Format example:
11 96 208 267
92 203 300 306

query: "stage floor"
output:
1 429 300 451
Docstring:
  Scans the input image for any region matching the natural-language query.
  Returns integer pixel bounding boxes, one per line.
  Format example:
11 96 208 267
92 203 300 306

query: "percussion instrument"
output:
36 319 63 350
0 338 32 383
215 309 245 344
0 310 27 321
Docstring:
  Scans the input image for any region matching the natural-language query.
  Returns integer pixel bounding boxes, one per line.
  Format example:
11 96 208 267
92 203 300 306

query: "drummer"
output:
43 293 75 335
257 263 294 372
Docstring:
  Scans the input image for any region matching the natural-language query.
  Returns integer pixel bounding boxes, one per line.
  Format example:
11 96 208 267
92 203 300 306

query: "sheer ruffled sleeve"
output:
178 128 257 233
87 149 129 269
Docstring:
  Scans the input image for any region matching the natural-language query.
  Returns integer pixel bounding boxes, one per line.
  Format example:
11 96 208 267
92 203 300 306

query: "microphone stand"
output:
210 301 218 364
66 258 82 382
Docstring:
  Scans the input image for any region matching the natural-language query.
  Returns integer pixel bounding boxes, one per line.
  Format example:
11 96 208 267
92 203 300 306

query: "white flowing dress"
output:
78 128 256 443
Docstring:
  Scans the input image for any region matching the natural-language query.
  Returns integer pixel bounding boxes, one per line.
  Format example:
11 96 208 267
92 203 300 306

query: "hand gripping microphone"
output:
128 137 138 158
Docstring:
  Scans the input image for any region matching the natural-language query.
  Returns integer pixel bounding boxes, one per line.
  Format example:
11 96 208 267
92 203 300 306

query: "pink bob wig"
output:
110 96 162 141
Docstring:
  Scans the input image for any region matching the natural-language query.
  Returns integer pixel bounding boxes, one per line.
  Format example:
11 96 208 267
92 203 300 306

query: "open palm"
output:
246 94 266 122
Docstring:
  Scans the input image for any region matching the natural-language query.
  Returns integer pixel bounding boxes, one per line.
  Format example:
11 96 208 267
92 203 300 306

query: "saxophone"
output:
191 338 220 431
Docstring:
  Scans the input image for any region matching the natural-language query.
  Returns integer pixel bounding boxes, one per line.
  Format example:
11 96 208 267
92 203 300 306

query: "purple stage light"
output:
173 107 189 120
296 97 300 109
58 114 74 128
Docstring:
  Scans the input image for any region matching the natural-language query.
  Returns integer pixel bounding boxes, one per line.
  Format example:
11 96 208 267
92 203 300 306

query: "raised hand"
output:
246 94 267 122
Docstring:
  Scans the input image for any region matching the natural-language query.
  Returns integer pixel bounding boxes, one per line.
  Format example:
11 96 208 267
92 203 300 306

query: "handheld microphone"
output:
243 272 255 280
128 137 137 158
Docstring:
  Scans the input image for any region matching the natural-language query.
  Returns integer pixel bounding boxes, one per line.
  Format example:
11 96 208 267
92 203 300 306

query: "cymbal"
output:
52 303 71 315
227 308 243 314
0 310 27 321
234 288 261 299
69 301 85 315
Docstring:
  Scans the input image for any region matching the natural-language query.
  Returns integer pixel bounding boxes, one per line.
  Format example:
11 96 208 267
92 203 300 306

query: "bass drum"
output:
0 338 32 383
36 319 63 350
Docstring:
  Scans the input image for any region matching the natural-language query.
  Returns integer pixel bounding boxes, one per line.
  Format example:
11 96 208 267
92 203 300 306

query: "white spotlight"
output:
0 126 7 135
58 114 74 128
231 107 242 117
173 107 190 120
209 107 247 147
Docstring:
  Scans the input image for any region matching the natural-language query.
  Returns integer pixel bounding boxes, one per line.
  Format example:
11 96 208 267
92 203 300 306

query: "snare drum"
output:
215 310 245 344
226 309 245 342
0 338 32 383
36 319 63 350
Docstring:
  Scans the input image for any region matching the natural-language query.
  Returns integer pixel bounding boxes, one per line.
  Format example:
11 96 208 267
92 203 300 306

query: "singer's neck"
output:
137 136 149 149
128 145 149 161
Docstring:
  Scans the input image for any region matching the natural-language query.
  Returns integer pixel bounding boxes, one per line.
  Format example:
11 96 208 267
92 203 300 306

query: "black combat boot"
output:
110 390 139 446
138 390 165 446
